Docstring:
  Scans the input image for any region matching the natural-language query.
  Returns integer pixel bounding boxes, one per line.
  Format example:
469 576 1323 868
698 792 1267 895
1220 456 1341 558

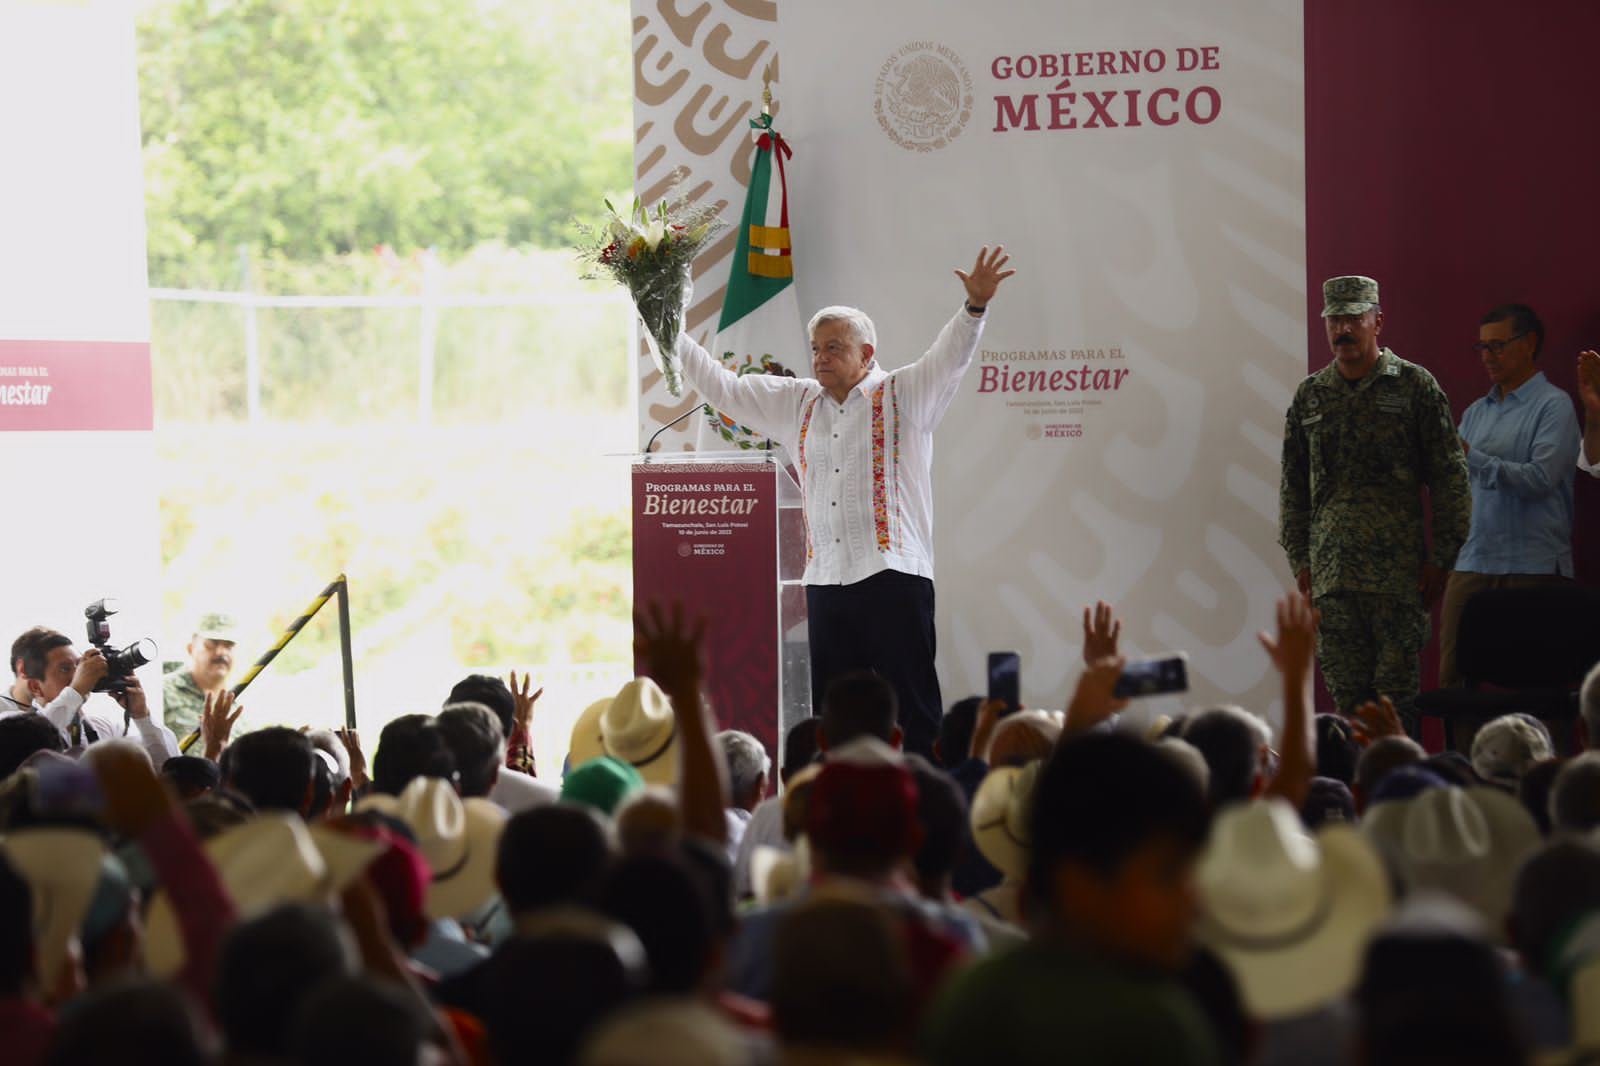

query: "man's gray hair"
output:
716 729 771 807
807 305 877 349
1583 660 1600 751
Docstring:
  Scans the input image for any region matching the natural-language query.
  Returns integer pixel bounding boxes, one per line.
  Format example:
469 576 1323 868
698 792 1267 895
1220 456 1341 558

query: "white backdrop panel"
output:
775 0 1306 722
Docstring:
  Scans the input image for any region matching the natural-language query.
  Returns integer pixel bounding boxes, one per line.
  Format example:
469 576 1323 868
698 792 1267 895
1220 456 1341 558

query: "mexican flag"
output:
696 112 805 453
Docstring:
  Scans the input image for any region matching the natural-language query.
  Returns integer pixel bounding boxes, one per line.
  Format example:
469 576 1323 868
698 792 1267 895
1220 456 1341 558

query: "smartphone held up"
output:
986 651 1021 715
1112 653 1189 700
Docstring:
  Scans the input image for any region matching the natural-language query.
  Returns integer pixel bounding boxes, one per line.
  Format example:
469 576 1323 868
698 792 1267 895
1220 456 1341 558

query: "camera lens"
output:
127 638 158 669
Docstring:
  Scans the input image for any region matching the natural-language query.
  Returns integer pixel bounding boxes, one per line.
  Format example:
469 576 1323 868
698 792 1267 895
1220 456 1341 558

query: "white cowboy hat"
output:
1196 799 1391 1020
358 776 506 920
144 812 384 978
969 762 1041 883
1469 715 1553 788
1361 786 1539 941
569 679 678 787
0 828 106 991
751 837 811 906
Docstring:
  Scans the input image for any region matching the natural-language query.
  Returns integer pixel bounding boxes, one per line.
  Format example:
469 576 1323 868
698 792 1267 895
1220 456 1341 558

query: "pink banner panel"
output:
632 461 781 756
0 338 153 432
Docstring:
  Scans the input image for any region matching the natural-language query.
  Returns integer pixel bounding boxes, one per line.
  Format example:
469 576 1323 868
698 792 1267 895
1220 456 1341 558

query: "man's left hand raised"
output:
955 245 1017 311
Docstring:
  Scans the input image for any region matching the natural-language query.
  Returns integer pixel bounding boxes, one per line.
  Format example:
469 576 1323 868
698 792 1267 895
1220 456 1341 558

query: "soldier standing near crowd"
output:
163 612 239 738
1278 276 1471 733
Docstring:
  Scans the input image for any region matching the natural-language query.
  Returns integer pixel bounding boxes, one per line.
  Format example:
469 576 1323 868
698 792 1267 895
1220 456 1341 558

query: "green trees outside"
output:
138 0 633 284
140 0 642 753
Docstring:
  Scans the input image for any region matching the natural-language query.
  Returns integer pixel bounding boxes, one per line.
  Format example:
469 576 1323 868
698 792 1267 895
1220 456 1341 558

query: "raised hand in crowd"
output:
506 669 543 775
508 670 543 734
1062 655 1128 740
1580 349 1600 467
1579 349 1600 412
635 600 728 844
954 244 1017 309
1347 695 1405 746
1259 591 1319 806
336 725 370 792
635 601 706 701
200 689 244 761
1082 600 1122 664
968 698 1007 763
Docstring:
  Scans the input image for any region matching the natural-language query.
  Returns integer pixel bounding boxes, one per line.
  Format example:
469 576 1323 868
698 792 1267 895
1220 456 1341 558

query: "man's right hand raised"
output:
954 245 1017 310
70 647 108 698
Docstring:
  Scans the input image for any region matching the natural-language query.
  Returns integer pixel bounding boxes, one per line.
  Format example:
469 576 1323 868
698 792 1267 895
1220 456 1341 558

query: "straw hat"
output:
1197 799 1391 1020
1470 715 1553 788
751 837 811 906
0 828 106 990
969 762 1041 883
1361 786 1539 940
568 679 678 787
358 776 507 920
144 812 385 978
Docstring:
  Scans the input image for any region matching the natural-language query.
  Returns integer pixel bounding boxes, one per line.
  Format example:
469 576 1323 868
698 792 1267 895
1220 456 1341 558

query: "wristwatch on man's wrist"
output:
966 302 987 316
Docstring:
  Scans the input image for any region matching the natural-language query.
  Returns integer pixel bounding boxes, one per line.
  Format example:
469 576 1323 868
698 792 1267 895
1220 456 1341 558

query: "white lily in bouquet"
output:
581 197 726 396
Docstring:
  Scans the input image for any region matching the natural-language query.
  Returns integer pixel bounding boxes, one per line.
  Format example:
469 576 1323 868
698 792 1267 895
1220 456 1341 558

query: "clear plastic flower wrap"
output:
580 198 726 397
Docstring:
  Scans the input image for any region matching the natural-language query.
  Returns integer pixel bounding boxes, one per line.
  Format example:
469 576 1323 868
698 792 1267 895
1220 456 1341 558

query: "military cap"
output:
1321 275 1380 317
192 612 237 642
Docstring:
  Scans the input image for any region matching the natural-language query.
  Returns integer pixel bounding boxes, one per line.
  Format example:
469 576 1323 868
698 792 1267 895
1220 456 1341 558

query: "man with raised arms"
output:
675 246 1016 757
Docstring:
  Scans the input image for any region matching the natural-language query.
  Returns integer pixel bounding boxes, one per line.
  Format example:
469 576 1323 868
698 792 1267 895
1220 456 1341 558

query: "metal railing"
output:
148 251 629 424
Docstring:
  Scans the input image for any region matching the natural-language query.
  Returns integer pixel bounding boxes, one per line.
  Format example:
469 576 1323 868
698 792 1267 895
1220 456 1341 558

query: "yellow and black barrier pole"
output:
179 573 356 753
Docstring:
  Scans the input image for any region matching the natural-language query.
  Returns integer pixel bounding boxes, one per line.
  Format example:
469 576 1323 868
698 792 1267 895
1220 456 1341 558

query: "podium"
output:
631 452 811 762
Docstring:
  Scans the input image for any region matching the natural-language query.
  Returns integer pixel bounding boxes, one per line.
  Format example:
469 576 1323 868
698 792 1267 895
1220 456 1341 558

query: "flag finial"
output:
761 61 775 116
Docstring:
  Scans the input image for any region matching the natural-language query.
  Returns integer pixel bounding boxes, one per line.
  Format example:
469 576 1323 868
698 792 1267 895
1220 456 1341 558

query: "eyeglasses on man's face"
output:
1472 332 1529 356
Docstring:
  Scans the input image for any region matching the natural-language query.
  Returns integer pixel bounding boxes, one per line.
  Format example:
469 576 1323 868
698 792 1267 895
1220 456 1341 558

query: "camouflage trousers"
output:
1314 592 1429 734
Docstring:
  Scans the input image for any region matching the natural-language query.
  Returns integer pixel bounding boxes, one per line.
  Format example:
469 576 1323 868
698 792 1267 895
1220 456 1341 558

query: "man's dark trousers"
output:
806 568 941 758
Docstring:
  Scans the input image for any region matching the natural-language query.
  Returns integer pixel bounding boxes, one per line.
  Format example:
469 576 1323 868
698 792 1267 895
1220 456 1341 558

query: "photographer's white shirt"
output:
28 687 179 765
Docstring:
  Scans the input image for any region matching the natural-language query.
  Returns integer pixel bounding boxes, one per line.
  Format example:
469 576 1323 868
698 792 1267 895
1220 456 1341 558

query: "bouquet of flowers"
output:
581 197 726 397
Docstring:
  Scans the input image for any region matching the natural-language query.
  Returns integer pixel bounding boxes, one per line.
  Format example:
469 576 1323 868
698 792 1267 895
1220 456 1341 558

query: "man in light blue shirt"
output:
1439 304 1580 687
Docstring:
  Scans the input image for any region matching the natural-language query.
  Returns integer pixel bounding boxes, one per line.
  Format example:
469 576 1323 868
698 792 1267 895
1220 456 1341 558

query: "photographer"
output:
14 628 179 764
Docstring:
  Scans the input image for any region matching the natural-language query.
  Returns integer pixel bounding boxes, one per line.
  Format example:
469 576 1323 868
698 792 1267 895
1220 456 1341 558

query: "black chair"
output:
1415 583 1600 753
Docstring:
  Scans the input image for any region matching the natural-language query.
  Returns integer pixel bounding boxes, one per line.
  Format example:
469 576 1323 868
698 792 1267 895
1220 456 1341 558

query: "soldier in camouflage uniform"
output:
162 611 238 738
1279 276 1471 732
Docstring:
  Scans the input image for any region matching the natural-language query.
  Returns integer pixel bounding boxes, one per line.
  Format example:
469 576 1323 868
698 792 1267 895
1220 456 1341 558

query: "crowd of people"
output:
0 590 1598 1066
